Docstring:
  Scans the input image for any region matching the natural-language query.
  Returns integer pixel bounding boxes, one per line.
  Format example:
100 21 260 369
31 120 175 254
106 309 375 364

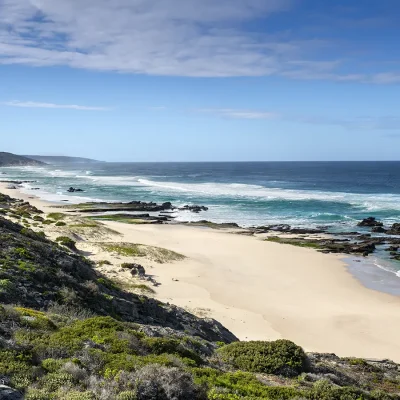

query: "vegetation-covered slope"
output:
0 152 45 167
1 193 400 399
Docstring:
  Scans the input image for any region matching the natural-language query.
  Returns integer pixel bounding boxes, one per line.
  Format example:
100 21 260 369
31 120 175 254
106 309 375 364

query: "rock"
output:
387 223 400 235
67 187 84 193
122 263 146 277
0 385 23 400
179 205 209 213
6 185 16 189
371 226 387 233
357 217 383 227
386 246 399 252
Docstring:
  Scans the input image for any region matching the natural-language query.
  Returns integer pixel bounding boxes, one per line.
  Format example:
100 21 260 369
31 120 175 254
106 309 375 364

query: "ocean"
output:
1 161 400 292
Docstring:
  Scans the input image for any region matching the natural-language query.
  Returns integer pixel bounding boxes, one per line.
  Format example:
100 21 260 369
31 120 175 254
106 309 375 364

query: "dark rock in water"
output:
386 246 399 252
0 385 23 400
387 223 400 235
253 225 325 234
67 187 84 193
179 204 209 213
357 217 383 227
161 202 173 210
371 226 387 233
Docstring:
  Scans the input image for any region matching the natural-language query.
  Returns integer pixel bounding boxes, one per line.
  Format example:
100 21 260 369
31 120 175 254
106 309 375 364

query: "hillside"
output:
0 152 46 167
25 155 104 164
0 192 400 399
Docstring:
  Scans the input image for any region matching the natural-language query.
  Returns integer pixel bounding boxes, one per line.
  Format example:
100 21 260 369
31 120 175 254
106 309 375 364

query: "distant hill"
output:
25 155 104 164
0 152 46 167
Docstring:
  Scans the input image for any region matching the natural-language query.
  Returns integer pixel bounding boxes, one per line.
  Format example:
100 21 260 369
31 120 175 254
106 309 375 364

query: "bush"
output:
56 236 77 251
56 221 67 227
217 340 307 377
117 392 137 400
134 364 205 400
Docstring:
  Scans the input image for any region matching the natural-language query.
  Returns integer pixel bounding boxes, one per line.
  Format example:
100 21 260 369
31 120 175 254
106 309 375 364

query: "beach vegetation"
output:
99 242 185 263
265 237 321 249
56 236 77 251
47 213 67 221
55 221 67 227
217 340 308 376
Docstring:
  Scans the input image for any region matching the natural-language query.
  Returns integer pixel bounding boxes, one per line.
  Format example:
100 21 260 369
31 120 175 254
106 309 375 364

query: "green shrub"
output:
26 389 55 400
117 391 137 400
43 219 55 225
98 260 112 266
217 340 307 377
42 358 65 372
56 221 67 227
56 236 77 251
47 213 67 221
0 350 33 375
33 215 45 222
40 371 73 391
15 307 57 330
97 277 119 290
61 392 96 400
144 337 202 365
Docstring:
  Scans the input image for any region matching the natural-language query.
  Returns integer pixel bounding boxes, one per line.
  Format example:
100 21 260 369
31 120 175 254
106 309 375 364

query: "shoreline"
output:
2 182 400 361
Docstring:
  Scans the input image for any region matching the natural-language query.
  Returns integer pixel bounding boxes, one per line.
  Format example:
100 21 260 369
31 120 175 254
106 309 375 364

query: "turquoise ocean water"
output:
1 161 400 293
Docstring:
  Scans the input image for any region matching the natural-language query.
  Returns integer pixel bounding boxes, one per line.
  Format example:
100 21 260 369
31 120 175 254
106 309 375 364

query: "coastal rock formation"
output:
372 226 387 233
0 386 23 400
179 204 209 213
253 224 326 234
357 217 383 227
122 263 146 277
67 187 84 193
388 223 400 235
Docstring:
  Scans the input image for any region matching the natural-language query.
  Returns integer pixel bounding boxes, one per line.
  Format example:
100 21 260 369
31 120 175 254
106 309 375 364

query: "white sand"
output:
2 182 400 361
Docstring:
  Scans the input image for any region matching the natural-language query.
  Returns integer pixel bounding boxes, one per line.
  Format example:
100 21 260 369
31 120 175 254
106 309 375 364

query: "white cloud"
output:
0 0 397 82
1 100 110 111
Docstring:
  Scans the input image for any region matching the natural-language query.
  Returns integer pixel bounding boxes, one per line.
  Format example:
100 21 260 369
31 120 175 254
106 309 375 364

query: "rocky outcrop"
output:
387 223 400 235
179 205 209 213
122 263 146 277
253 224 326 234
0 386 23 400
67 187 84 192
357 217 383 227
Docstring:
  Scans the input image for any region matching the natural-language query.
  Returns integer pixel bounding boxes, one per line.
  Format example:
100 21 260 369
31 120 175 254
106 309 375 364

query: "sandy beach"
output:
2 181 400 362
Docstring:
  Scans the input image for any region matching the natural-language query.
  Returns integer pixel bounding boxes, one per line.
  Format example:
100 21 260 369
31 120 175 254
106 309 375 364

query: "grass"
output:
90 215 155 224
120 282 155 294
98 242 185 263
265 236 322 249
47 213 67 221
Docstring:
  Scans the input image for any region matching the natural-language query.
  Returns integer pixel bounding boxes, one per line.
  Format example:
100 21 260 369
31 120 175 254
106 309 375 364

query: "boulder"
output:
179 205 209 213
387 223 400 235
121 263 146 277
371 226 387 233
0 385 23 400
67 187 84 193
357 217 383 227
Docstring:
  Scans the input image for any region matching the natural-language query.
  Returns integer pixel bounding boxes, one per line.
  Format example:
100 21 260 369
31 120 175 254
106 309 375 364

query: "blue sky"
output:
0 0 399 161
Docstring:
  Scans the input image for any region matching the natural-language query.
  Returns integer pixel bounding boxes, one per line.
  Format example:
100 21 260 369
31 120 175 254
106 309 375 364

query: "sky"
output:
0 0 399 161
